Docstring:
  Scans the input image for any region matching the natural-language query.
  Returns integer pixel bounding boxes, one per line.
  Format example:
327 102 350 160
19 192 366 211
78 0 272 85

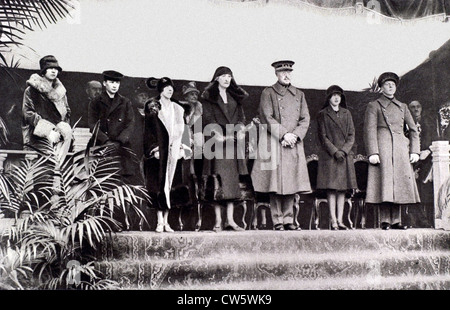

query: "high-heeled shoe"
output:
213 225 222 232
224 224 245 231
164 224 174 233
155 223 164 233
337 222 349 230
331 222 339 230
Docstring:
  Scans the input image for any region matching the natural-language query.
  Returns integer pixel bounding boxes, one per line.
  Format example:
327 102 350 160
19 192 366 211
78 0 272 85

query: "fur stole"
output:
201 81 249 105
145 97 185 114
26 73 67 102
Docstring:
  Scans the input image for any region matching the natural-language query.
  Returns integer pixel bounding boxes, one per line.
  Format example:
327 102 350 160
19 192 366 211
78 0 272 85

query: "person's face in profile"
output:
161 85 174 100
408 101 422 120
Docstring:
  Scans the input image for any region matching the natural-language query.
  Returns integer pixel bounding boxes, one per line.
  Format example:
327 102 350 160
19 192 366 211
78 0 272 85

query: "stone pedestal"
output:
72 128 92 152
0 153 7 172
430 140 450 230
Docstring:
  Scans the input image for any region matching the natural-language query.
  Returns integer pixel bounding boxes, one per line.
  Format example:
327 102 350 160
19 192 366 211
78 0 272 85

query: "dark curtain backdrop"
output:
1 35 448 156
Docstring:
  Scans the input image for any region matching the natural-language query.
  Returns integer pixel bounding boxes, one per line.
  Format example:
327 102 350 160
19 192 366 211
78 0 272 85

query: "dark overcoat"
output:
88 91 136 176
201 89 248 201
316 105 357 190
364 95 420 204
143 99 194 210
250 83 311 195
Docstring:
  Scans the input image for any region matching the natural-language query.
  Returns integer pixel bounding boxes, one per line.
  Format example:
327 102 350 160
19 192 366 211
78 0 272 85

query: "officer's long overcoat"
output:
364 95 420 204
251 83 312 195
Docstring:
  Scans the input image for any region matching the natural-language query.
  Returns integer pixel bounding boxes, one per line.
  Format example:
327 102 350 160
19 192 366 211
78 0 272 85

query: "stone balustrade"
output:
430 140 450 230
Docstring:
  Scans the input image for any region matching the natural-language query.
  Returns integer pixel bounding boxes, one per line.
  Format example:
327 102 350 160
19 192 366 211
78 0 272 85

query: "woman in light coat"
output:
143 77 192 233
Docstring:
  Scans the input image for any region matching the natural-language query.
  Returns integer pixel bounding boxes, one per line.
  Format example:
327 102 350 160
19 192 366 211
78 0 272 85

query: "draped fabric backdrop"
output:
211 0 450 21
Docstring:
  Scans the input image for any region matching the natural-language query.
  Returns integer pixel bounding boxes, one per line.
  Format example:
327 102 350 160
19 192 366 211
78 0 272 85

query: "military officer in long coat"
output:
364 72 420 230
87 70 136 180
251 60 311 231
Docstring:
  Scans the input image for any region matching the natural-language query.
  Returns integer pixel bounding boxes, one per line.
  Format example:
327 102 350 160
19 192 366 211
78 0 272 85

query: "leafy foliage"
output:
0 0 76 67
0 116 9 146
363 76 382 93
0 140 150 289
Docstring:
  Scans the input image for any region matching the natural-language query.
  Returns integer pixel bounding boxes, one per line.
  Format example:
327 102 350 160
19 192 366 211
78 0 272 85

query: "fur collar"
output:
26 73 66 102
145 97 184 114
201 82 248 105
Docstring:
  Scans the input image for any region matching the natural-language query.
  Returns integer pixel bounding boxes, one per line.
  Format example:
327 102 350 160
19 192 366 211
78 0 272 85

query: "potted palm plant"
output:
0 139 150 289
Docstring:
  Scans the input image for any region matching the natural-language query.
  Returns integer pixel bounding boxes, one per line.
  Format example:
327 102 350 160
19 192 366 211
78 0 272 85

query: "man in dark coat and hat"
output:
87 70 136 181
364 72 420 230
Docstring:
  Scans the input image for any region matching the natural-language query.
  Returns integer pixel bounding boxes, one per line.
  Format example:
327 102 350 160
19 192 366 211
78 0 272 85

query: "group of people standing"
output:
22 55 422 233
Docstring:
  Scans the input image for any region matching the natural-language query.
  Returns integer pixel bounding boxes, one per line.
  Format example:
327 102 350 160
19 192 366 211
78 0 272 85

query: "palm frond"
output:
0 116 10 145
0 1 76 67
363 76 382 93
0 139 149 289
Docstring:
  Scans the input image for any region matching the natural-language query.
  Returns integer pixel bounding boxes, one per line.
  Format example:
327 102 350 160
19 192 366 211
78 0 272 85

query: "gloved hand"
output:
334 150 346 162
48 130 61 145
419 150 431 161
150 147 159 159
410 153 420 164
283 133 298 147
368 154 380 165
106 141 121 150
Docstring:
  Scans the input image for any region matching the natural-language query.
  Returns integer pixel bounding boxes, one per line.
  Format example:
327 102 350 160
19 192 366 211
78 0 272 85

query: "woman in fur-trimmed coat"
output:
200 66 249 232
143 77 193 233
22 55 72 162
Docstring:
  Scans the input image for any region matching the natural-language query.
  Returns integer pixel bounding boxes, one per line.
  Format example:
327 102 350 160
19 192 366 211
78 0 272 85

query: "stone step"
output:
97 229 450 261
120 274 450 290
94 250 450 289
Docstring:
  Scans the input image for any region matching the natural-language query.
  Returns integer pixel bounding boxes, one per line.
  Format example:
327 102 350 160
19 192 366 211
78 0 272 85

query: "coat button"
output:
107 118 110 122
119 118 122 122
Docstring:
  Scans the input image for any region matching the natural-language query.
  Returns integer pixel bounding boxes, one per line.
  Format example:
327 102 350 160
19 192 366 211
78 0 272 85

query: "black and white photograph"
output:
0 0 449 300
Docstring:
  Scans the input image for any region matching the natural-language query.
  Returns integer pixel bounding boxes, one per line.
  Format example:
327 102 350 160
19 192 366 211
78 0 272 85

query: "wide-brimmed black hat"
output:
377 72 399 87
323 85 347 109
39 55 62 75
102 70 124 82
326 85 344 97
